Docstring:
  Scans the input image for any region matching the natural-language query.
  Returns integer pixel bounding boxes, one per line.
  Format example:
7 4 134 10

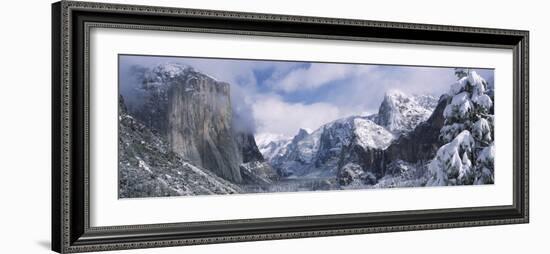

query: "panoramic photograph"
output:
118 54 495 198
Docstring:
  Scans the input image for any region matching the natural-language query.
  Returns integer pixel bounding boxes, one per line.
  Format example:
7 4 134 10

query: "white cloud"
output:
321 66 459 115
268 63 374 92
252 95 347 137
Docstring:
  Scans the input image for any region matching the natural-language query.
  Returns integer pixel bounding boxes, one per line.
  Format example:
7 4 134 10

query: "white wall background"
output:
0 0 546 253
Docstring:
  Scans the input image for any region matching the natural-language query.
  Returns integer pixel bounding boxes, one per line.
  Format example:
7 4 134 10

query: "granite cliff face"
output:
234 132 265 163
127 63 273 184
118 96 243 198
235 132 279 186
166 72 243 182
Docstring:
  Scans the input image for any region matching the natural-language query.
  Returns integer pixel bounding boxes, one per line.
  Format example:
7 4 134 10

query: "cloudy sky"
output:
119 55 494 139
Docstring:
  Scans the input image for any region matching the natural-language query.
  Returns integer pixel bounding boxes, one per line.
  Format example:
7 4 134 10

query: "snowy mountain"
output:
270 117 395 177
266 90 437 177
255 133 291 161
338 94 450 186
376 90 438 134
269 128 322 176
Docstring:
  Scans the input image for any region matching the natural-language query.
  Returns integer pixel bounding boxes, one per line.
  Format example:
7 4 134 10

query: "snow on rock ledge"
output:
353 118 395 150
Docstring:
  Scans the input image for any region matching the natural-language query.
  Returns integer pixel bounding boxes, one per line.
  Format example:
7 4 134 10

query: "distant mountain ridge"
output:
260 91 439 177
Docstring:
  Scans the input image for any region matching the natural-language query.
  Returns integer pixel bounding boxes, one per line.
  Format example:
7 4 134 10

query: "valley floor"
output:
234 160 429 195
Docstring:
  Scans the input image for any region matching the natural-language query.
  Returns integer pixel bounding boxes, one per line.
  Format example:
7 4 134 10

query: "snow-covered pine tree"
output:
426 69 495 186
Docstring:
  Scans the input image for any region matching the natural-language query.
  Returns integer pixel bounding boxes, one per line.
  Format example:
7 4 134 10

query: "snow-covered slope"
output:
255 133 291 161
376 90 438 134
353 118 396 149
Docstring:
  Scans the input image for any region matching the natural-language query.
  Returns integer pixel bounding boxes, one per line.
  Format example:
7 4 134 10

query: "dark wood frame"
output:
52 1 529 253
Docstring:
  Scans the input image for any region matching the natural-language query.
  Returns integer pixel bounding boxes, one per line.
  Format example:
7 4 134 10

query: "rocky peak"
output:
293 128 310 143
378 94 450 169
376 90 438 134
150 63 193 80
255 133 291 162
142 63 217 85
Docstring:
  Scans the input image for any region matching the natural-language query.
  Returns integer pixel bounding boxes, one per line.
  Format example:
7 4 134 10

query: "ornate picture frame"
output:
52 1 529 253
